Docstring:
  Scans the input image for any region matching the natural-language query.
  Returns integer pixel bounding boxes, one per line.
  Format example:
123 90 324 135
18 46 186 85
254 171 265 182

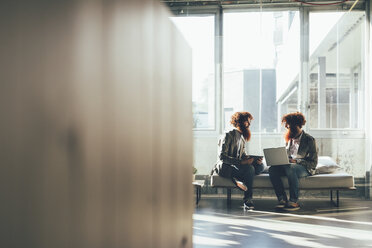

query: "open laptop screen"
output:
263 147 290 166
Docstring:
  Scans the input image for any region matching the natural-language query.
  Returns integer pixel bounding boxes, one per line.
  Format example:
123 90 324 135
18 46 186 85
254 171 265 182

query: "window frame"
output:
170 9 221 135
306 10 366 133
169 4 367 138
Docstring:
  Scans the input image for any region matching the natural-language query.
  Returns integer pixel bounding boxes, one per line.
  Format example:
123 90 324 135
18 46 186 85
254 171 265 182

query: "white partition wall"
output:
0 0 193 247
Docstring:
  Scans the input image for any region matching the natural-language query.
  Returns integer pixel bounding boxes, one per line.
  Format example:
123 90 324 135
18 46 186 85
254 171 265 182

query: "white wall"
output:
194 137 219 175
0 0 193 247
317 138 366 177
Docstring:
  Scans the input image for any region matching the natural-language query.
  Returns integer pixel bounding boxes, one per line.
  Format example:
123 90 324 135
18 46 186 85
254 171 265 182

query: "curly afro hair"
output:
281 112 306 128
230 112 253 141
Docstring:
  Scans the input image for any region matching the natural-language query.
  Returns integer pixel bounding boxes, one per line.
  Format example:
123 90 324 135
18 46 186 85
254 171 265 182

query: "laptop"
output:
263 147 294 166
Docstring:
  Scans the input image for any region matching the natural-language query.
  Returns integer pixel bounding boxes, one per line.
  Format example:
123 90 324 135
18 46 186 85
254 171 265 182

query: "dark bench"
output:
211 171 356 207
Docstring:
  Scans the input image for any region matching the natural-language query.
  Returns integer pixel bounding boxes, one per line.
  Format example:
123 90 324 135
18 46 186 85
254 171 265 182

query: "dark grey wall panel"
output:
244 70 260 132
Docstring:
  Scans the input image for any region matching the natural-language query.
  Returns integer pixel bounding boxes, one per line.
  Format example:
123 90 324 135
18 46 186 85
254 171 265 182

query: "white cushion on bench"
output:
211 171 354 189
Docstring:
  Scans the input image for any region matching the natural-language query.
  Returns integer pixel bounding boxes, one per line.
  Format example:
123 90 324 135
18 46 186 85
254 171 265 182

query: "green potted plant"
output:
193 166 197 181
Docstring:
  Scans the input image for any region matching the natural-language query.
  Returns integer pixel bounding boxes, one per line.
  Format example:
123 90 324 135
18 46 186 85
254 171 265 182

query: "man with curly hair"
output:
269 112 318 211
212 112 264 210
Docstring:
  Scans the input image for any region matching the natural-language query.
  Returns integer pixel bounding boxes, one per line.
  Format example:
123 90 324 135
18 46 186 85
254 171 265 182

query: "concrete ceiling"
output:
162 0 365 10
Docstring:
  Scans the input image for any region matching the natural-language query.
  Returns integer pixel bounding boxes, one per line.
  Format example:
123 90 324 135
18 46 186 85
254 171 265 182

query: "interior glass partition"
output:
308 12 365 129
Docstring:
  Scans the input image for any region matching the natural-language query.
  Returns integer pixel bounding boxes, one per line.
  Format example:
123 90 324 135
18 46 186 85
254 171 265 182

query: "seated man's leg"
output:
233 165 255 201
253 162 264 175
269 166 287 202
229 165 246 191
283 164 310 203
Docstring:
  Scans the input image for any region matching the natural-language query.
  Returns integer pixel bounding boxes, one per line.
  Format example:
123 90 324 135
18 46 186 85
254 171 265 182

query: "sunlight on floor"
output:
193 235 240 246
193 211 372 247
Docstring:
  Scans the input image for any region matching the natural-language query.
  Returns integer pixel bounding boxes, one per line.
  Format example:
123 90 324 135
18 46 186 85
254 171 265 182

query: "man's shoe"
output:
244 199 254 210
283 201 300 211
275 200 287 209
233 178 247 191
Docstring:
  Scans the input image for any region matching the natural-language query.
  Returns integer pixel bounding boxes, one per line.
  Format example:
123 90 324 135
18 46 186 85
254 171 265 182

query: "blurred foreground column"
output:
0 0 193 247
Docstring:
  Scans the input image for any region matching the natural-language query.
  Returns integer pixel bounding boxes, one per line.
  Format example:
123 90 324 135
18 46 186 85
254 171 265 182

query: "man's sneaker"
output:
244 199 255 210
283 201 300 211
275 200 287 209
233 178 247 191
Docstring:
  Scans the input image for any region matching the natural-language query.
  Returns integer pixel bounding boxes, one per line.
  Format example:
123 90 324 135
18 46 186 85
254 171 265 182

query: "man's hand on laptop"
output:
241 157 254 165
289 158 297 163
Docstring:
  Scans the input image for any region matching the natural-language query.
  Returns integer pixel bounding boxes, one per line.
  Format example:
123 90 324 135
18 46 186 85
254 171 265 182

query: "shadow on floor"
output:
193 197 372 248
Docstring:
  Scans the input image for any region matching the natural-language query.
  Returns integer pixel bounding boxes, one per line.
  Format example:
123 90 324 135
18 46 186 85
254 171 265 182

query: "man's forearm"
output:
220 154 241 166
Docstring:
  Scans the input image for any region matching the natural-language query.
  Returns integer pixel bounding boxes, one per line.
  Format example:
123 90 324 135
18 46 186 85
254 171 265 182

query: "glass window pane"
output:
279 86 299 132
223 11 299 133
171 16 215 129
309 12 365 129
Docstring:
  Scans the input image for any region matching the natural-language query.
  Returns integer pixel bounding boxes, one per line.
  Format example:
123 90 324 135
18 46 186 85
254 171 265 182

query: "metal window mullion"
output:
336 22 340 128
318 56 327 128
361 13 367 131
366 0 372 200
299 7 310 131
350 67 357 128
216 7 224 135
259 10 263 146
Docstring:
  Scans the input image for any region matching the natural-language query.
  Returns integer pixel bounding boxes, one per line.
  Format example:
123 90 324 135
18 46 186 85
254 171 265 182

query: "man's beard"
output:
284 127 300 143
241 127 251 141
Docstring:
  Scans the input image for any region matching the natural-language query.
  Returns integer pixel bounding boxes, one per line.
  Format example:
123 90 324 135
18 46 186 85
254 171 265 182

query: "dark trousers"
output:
231 163 264 201
269 164 310 203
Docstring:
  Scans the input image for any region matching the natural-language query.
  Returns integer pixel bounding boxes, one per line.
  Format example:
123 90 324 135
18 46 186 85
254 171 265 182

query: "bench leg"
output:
196 186 201 205
330 190 340 207
227 188 231 207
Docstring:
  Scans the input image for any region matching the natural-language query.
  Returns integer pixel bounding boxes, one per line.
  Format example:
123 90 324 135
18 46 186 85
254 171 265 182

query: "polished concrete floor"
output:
193 196 372 248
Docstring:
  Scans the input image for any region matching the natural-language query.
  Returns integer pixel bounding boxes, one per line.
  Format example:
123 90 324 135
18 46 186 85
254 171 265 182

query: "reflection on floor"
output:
193 197 372 248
